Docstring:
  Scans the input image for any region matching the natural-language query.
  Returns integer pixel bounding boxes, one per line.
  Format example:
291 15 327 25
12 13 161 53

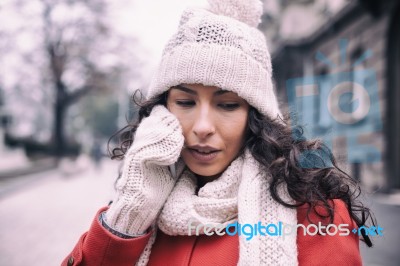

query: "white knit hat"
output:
146 0 282 120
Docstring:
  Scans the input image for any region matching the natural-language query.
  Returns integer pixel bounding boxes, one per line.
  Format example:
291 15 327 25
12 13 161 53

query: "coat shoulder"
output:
296 199 362 266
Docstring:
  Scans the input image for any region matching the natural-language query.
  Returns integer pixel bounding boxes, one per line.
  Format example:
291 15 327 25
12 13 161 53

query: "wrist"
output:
100 211 147 239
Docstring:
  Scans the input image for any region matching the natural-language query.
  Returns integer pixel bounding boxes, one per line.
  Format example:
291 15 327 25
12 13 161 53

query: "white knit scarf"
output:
136 149 298 265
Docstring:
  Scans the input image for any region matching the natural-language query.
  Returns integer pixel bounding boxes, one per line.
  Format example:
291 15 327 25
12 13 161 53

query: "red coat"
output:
62 199 362 266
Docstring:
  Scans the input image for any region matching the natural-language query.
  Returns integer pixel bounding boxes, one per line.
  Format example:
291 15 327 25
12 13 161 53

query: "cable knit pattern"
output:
238 150 298 265
146 0 283 121
105 106 184 235
135 150 298 266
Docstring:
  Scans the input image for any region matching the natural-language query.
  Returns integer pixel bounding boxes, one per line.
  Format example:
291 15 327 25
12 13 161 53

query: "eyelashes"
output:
176 100 194 107
218 103 240 110
175 100 240 111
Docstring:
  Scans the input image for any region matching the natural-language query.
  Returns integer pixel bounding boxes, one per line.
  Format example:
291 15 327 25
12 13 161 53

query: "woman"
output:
63 0 374 265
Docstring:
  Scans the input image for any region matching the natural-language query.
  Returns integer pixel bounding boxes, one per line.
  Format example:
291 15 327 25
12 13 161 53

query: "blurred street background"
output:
1 0 399 265
0 159 118 265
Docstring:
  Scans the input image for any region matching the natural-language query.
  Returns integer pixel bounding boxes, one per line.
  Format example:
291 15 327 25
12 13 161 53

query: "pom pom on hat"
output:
206 0 263 27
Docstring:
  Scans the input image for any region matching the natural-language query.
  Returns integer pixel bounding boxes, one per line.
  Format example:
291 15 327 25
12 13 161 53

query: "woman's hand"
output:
105 105 184 235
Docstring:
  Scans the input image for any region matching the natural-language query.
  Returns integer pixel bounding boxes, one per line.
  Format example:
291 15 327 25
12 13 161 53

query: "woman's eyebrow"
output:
173 85 230 96
214 90 230 96
174 85 197 95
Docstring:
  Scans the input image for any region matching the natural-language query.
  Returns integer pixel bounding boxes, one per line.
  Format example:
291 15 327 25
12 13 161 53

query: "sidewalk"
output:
0 159 119 266
0 158 57 179
372 190 400 206
360 192 400 266
0 164 57 199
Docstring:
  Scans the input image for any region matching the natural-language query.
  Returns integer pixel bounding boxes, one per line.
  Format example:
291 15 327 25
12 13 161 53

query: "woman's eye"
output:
176 100 195 107
218 103 240 110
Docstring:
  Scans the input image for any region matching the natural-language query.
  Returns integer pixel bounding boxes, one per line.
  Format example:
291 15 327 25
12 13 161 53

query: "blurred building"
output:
270 0 399 192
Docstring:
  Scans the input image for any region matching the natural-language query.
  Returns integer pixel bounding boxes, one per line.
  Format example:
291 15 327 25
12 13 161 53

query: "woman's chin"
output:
185 164 221 179
189 168 217 177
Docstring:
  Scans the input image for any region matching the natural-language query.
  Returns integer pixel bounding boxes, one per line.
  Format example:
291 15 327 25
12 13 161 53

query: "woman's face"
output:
167 84 249 181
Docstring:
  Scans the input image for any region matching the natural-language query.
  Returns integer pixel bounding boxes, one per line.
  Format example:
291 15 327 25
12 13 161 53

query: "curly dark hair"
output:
108 89 376 247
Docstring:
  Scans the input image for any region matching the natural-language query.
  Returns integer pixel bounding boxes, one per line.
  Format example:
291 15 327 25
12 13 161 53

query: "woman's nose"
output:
192 107 216 139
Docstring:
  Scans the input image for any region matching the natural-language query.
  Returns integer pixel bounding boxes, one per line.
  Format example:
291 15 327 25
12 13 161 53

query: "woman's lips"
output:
188 148 219 162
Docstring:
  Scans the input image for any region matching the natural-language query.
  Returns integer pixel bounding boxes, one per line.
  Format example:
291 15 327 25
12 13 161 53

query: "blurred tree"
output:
79 93 119 140
0 0 139 158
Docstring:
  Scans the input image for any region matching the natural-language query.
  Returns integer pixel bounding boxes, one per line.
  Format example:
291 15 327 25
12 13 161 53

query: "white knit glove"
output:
105 105 184 235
